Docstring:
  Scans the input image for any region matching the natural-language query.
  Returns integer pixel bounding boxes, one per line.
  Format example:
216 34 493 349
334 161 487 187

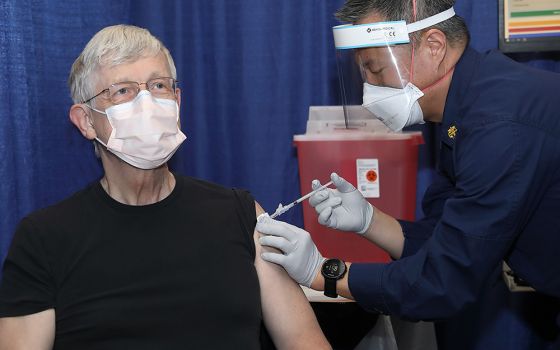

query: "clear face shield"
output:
333 7 456 132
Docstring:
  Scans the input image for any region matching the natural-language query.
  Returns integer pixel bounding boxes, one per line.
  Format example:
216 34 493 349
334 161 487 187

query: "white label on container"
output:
356 159 380 198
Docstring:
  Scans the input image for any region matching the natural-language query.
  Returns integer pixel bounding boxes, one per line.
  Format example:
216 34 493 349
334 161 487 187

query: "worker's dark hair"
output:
336 0 470 48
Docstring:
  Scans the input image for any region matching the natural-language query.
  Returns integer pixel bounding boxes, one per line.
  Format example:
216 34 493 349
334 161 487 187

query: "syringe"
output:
270 180 334 219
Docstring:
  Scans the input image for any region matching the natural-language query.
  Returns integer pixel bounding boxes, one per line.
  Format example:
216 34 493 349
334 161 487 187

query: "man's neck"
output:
100 152 176 205
420 45 466 123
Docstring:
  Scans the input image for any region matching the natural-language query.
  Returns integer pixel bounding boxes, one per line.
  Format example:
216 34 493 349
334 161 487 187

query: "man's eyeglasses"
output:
82 77 178 105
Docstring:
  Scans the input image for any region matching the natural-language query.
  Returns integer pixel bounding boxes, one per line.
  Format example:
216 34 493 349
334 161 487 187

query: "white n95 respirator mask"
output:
90 90 186 169
362 82 425 132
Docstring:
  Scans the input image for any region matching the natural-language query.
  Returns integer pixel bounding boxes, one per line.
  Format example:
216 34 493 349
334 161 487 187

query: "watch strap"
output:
324 277 338 298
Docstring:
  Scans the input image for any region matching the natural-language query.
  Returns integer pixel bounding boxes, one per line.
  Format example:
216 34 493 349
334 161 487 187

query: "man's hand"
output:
256 216 325 287
309 173 374 234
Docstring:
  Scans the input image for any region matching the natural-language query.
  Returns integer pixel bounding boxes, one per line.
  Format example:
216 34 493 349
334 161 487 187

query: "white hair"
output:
68 24 177 104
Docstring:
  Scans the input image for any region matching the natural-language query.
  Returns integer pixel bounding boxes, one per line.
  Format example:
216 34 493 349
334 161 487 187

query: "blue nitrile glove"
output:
256 215 325 287
309 172 373 235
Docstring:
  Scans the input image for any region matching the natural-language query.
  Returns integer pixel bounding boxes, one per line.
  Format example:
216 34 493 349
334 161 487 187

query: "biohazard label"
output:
356 159 379 198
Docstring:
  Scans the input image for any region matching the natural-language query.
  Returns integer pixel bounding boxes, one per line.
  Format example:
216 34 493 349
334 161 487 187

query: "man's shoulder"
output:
174 175 256 219
177 174 253 200
459 50 560 133
479 50 559 103
23 182 98 227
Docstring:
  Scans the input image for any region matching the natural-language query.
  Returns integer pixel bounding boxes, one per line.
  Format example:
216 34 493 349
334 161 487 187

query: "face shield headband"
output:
333 7 456 50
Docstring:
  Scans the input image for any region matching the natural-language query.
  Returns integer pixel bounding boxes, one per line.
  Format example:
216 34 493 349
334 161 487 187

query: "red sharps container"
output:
294 106 423 263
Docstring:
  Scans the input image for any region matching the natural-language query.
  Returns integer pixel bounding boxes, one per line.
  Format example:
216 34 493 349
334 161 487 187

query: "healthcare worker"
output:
257 0 560 346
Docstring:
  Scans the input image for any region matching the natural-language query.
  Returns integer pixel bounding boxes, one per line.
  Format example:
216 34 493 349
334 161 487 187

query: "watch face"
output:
322 259 346 279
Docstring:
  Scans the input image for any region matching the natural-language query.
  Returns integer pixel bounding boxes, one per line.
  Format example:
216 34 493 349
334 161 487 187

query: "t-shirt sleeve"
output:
0 217 56 317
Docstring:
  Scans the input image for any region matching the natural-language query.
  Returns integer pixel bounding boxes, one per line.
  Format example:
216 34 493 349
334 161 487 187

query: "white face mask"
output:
90 90 186 169
362 82 425 132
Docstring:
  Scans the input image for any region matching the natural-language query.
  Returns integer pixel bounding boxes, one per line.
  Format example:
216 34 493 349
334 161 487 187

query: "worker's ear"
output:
420 28 448 71
69 104 97 140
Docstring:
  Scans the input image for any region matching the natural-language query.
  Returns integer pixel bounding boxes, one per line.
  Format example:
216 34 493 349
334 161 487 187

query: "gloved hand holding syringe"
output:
269 181 334 219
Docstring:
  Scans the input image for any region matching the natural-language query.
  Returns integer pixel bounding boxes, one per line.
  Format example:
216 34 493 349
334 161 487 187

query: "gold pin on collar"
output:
448 125 457 139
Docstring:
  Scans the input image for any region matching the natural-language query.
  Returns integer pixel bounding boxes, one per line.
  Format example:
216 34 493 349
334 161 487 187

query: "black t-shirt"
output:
0 175 263 349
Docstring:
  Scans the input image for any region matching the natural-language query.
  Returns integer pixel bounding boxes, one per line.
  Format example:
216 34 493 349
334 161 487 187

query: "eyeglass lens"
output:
108 78 176 104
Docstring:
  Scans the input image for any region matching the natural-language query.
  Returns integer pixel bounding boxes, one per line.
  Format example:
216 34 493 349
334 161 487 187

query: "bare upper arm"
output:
0 309 55 350
253 202 331 350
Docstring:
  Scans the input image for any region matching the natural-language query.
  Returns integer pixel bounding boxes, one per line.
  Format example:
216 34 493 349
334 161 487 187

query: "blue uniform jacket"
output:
348 47 560 320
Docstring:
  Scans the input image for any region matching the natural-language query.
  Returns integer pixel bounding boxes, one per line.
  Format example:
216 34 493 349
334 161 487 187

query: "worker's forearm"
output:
308 208 404 296
362 207 405 259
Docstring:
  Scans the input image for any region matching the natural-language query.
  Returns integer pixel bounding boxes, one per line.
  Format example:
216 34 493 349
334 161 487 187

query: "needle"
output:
270 180 334 219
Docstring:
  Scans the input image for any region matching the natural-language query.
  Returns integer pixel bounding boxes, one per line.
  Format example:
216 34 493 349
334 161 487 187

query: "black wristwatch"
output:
321 258 347 298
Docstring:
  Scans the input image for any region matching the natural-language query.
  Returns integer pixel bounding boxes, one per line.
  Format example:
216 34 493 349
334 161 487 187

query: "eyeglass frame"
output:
81 76 179 105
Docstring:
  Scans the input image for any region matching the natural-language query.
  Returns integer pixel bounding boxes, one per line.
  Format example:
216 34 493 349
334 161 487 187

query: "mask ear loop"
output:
83 108 103 157
409 0 418 84
420 65 454 92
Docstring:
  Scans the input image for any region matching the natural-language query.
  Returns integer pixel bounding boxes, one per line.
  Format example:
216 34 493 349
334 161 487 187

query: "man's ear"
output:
69 104 97 140
421 29 448 68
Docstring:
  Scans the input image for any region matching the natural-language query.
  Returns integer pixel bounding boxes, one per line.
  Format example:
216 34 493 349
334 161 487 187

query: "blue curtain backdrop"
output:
1 1 559 349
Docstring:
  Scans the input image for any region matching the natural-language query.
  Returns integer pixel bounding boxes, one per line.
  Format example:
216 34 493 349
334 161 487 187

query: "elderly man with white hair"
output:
0 25 330 350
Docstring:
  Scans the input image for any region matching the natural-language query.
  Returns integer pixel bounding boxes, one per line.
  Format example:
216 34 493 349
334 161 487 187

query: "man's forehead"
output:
96 54 170 86
108 70 168 84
